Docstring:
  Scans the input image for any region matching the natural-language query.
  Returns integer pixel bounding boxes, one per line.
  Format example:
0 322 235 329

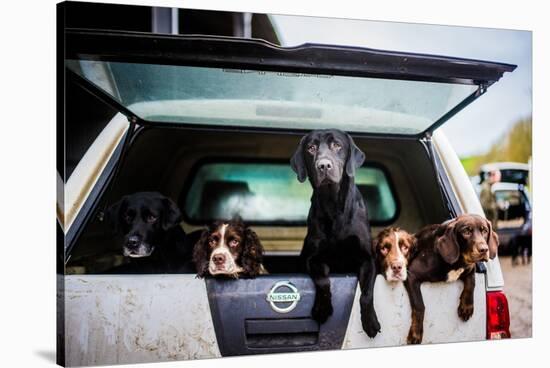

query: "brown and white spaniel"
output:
374 227 416 282
192 217 267 278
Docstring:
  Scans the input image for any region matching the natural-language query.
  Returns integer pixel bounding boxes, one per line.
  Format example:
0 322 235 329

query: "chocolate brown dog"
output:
405 214 499 344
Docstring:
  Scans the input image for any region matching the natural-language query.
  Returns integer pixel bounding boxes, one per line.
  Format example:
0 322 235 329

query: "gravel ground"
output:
500 255 532 338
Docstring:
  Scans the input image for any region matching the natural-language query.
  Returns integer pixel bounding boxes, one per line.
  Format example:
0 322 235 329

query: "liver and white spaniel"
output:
193 217 267 278
374 227 416 282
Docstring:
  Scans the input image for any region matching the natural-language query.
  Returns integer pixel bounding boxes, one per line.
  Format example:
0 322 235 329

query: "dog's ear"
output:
345 134 365 177
161 197 182 230
290 135 308 183
105 195 128 234
242 226 264 277
486 218 500 259
372 229 387 254
192 229 211 278
405 232 418 259
435 220 460 264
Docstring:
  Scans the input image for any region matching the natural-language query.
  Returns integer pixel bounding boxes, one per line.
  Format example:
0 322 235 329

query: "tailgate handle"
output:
245 318 319 335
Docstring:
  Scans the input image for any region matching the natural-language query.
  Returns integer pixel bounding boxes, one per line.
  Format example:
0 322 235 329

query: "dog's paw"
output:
311 299 333 324
458 301 474 321
361 313 381 338
407 329 423 345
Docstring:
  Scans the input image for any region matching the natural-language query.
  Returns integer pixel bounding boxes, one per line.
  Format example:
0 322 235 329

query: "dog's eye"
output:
330 142 342 152
462 227 472 235
124 214 133 223
307 144 317 154
481 227 488 234
146 215 157 223
229 239 239 248
208 238 216 247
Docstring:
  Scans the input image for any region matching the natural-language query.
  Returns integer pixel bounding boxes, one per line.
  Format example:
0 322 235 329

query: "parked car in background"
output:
479 162 530 187
474 162 531 254
510 209 532 265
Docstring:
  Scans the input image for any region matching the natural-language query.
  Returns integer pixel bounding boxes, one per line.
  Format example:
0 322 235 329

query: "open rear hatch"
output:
64 29 516 140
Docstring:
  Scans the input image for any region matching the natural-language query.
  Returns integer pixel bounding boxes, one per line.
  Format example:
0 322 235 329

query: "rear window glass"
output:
67 60 477 135
182 162 397 225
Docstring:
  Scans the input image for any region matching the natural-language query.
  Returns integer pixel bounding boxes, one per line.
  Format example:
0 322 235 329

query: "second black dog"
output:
106 191 199 273
291 129 380 338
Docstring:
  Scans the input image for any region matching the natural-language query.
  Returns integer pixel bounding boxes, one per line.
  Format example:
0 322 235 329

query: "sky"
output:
270 15 532 157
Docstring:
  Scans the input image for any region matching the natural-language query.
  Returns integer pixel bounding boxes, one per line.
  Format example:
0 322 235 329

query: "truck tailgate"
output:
61 273 486 366
343 274 486 347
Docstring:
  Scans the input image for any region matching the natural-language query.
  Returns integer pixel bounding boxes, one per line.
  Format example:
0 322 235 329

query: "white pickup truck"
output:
58 28 514 366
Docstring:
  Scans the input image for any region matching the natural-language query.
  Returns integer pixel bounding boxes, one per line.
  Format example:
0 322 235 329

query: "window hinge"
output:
423 131 433 142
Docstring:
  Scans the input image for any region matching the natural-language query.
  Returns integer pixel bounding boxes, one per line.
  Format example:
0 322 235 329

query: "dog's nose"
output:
479 246 488 254
213 254 226 266
127 236 140 247
317 158 333 172
391 262 403 273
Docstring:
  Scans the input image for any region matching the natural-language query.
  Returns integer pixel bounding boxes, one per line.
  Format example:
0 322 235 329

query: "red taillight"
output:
486 291 511 339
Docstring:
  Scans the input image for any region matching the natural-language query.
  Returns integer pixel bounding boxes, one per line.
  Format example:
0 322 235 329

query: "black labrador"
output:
291 129 380 338
106 191 199 273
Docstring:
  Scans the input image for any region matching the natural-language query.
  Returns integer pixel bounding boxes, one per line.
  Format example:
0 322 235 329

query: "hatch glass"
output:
67 59 478 135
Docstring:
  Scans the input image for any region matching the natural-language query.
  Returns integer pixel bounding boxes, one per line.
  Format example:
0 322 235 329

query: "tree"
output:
461 116 532 175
